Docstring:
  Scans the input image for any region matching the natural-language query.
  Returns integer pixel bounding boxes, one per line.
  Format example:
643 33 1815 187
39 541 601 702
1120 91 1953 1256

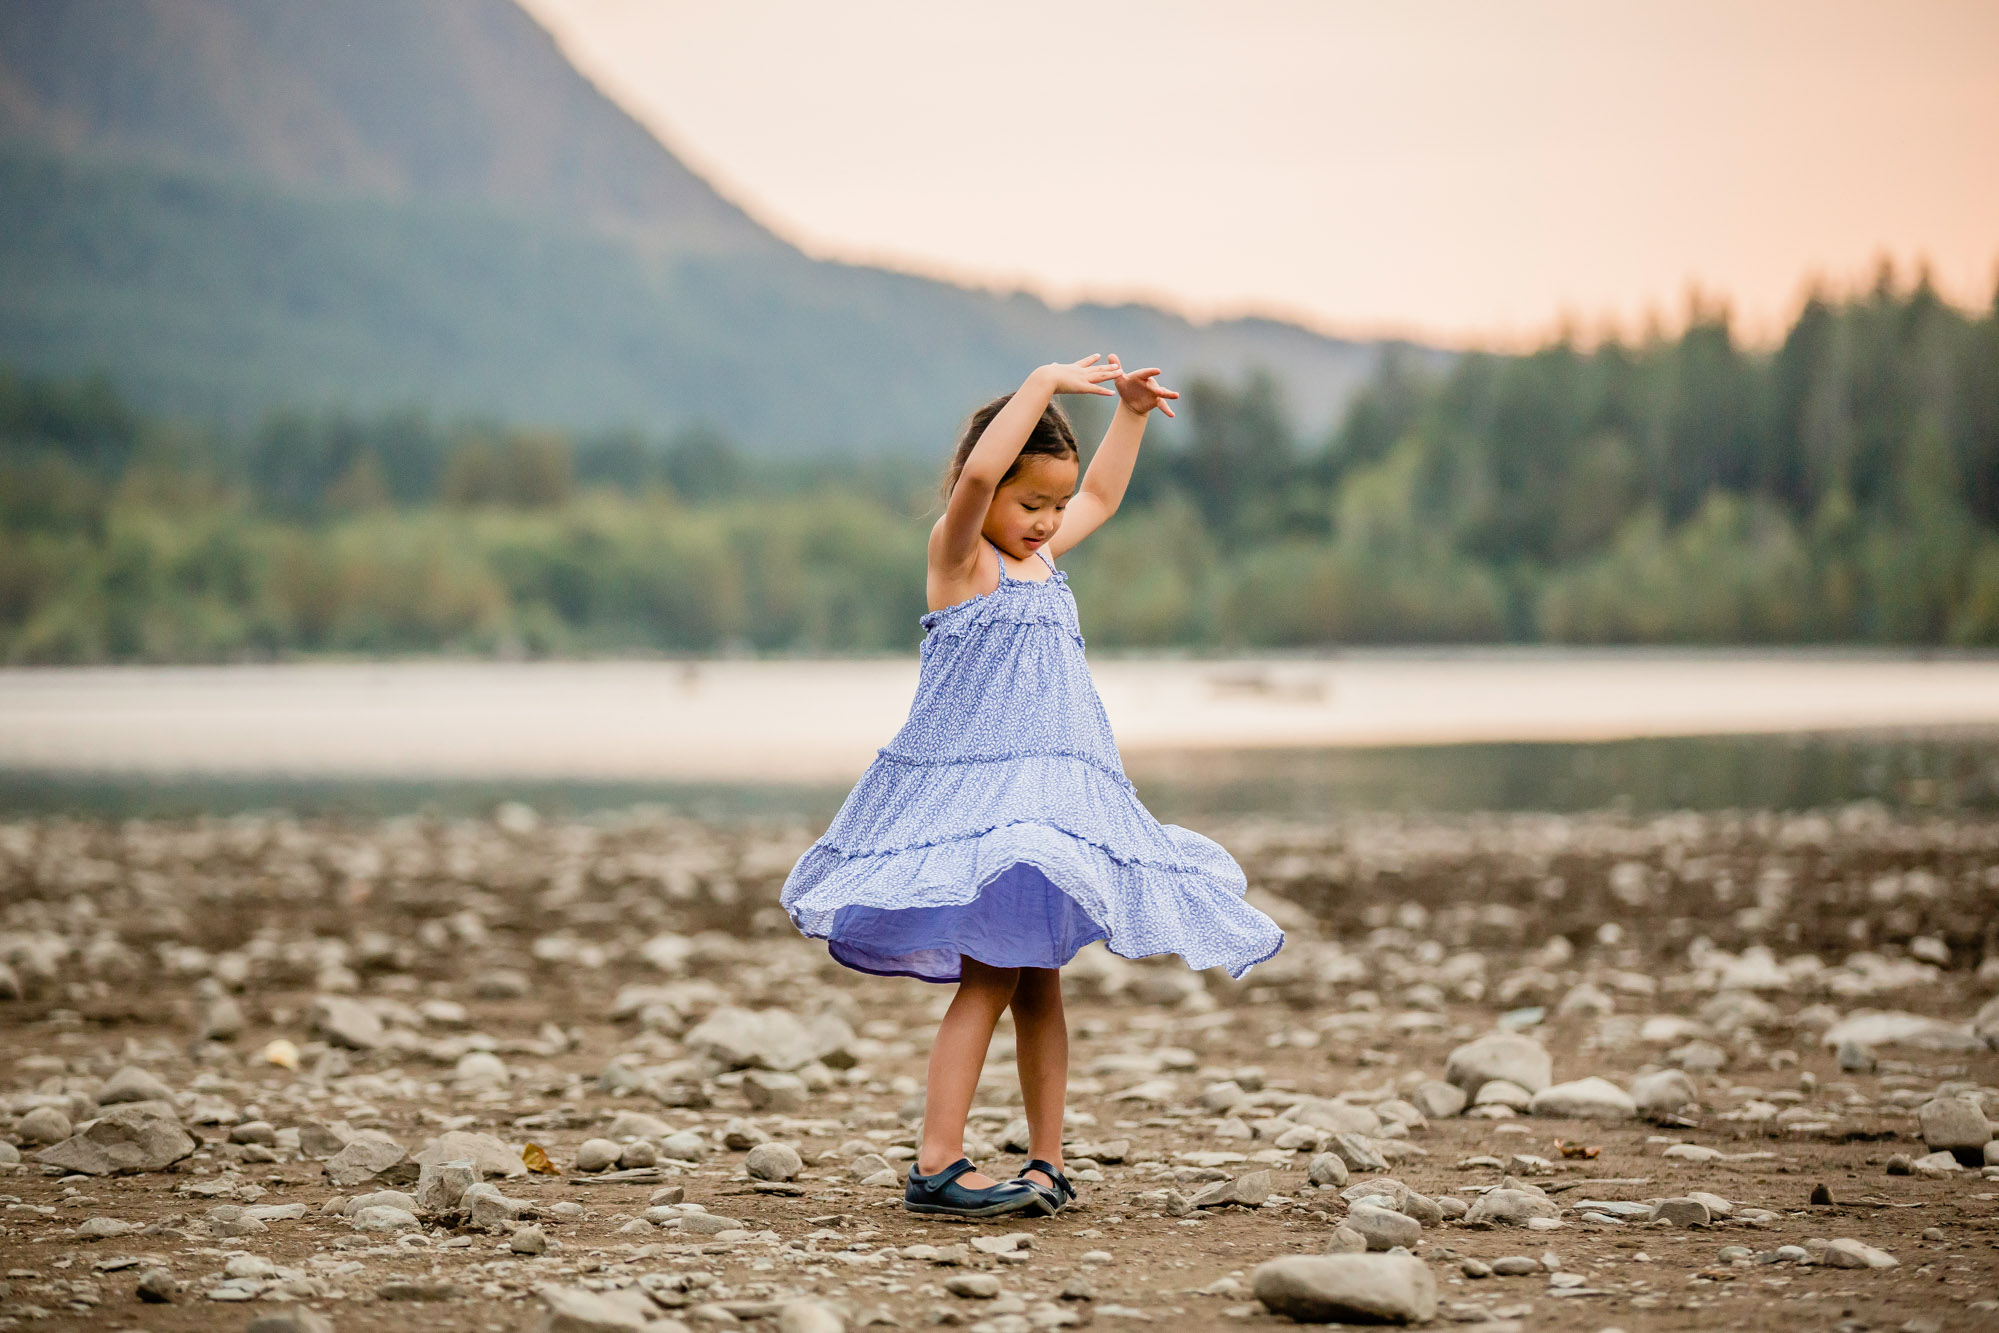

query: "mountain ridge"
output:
0 0 1426 450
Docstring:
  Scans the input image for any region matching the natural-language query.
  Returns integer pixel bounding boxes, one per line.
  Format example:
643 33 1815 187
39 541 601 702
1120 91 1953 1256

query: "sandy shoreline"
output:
2 653 1997 783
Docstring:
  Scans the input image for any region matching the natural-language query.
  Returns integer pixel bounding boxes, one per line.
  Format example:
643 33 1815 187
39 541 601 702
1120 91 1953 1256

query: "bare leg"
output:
917 957 1020 1187
1009 966 1069 1191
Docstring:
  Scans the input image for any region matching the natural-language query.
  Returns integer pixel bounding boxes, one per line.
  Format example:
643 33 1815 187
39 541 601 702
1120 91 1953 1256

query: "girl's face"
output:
983 454 1078 559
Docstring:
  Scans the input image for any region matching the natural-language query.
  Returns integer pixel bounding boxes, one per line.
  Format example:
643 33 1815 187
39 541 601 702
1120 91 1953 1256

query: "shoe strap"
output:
1021 1158 1076 1198
917 1157 975 1187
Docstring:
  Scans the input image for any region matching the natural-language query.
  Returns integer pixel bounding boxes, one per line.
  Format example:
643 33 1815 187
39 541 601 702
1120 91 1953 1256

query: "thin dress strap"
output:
1035 548 1057 575
987 540 1012 585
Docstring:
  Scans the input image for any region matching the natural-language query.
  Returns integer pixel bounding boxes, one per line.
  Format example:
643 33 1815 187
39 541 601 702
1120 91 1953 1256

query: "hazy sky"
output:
521 0 1999 348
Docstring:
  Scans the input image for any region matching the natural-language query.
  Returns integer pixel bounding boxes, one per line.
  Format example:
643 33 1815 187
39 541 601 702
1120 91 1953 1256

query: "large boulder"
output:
414 1131 527 1179
1918 1096 1992 1164
309 995 385 1050
33 1105 196 1175
1629 1068 1698 1116
324 1131 407 1187
1444 1034 1551 1095
530 1285 660 1332
683 1006 853 1071
1530 1076 1636 1119
1252 1252 1437 1324
96 1066 175 1105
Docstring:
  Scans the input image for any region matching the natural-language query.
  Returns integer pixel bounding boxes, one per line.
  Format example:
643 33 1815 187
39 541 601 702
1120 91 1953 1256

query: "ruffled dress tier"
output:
782 543 1284 983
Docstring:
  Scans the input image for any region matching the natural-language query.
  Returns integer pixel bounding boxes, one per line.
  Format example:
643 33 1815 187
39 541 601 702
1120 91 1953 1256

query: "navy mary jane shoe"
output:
1015 1159 1078 1215
904 1158 1043 1219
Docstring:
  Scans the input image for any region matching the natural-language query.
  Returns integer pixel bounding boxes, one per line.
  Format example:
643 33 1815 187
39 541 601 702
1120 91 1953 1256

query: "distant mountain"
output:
0 0 1430 452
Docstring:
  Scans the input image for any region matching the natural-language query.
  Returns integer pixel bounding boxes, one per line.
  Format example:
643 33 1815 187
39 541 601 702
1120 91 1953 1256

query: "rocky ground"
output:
2 802 1998 1332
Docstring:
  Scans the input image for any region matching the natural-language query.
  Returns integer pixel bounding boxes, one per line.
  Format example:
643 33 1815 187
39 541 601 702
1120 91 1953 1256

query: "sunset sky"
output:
521 0 1999 349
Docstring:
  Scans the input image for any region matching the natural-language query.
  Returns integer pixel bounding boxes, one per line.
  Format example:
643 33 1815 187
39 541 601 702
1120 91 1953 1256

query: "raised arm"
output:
931 357 1117 580
1048 365 1179 557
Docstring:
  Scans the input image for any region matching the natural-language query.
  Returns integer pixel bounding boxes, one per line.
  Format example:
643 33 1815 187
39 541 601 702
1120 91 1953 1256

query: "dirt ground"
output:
2 804 1996 1332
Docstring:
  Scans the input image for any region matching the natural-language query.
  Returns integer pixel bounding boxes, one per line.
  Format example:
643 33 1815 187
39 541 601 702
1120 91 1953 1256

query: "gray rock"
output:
605 1110 675 1140
574 1138 622 1172
1290 1098 1380 1135
1918 1096 1992 1159
1409 1080 1468 1120
617 1140 657 1169
1340 1179 1443 1226
684 1005 851 1071
945 1274 1001 1299
722 1118 771 1149
344 1188 419 1215
1667 1039 1729 1074
33 1104 196 1175
530 1285 659 1332
17 1105 71 1145
1490 1256 1540 1276
1824 1238 1898 1269
660 1129 710 1161
323 1130 406 1187
746 1141 804 1181
136 1268 177 1302
777 1299 846 1333
1629 1068 1698 1116
847 1152 892 1180
463 1182 534 1230
1650 1197 1711 1226
1472 1079 1535 1110
1252 1252 1437 1325
1325 1224 1367 1254
1445 1033 1552 1094
76 1216 139 1238
511 1223 549 1254
199 994 246 1041
1346 1203 1423 1250
677 1210 745 1235
0 1140 16 1164
417 1158 480 1212
1463 1187 1560 1225
1836 1039 1876 1073
245 1313 337 1333
1530 1076 1637 1119
97 1065 175 1105
415 1130 527 1178
1189 1168 1272 1209
350 1204 421 1231
1307 1152 1349 1187
309 994 384 1049
1328 1132 1388 1173
229 1120 278 1146
742 1069 808 1113
297 1119 353 1158
1460 1257 1493 1278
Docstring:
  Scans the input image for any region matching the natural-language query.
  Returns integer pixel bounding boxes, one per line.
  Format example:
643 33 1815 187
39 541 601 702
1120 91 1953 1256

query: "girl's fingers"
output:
1159 403 1176 417
1074 354 1102 367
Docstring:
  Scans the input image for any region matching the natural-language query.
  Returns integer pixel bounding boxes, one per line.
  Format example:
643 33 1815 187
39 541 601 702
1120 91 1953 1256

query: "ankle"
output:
916 1147 962 1175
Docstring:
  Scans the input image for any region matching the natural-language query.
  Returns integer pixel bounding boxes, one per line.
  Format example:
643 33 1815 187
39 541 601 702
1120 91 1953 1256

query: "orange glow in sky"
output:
520 0 1999 348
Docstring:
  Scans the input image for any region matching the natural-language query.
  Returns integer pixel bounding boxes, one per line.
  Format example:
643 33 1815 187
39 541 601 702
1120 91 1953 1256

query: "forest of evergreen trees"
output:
2 267 1994 661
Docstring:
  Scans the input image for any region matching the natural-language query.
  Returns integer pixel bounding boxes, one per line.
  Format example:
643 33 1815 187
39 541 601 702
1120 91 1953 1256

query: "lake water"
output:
3 652 1996 819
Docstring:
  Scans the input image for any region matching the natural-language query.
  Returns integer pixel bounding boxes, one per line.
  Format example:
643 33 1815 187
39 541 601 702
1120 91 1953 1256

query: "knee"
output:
1010 968 1063 1018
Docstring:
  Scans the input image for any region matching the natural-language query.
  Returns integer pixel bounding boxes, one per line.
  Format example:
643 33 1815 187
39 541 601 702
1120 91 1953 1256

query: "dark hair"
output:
942 394 1079 499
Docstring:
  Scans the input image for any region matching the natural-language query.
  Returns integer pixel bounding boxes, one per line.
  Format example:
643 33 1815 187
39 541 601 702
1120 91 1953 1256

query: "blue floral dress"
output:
781 541 1284 983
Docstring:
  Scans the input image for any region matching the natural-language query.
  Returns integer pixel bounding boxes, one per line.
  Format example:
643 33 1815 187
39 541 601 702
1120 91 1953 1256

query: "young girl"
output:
781 355 1284 1218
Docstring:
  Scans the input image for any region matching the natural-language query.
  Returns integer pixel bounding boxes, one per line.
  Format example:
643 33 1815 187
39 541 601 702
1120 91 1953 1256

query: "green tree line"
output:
3 266 1995 661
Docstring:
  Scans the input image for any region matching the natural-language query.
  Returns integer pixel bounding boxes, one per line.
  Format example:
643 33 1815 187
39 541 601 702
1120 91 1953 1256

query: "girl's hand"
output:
1113 364 1180 418
1034 354 1120 397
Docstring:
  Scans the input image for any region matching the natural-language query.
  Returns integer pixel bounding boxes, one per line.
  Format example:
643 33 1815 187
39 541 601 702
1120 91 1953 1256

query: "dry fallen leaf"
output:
522 1142 557 1174
1555 1139 1600 1160
261 1038 299 1070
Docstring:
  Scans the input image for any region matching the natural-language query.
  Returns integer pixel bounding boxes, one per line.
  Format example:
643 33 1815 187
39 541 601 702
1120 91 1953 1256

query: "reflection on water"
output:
3 729 1994 823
